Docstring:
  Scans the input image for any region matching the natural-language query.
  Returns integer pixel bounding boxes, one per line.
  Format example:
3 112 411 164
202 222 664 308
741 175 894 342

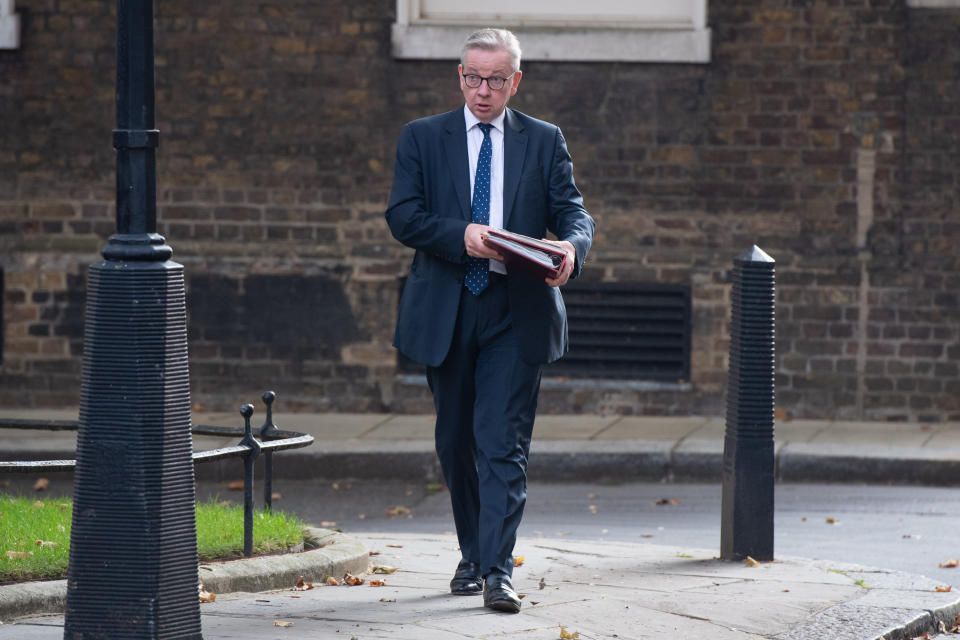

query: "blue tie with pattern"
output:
465 123 493 295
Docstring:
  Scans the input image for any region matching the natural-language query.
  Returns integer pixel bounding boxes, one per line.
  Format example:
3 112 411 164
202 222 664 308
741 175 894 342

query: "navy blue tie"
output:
465 123 493 295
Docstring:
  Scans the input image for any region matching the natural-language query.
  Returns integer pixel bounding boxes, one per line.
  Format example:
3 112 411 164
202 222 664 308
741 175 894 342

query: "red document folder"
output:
481 229 568 280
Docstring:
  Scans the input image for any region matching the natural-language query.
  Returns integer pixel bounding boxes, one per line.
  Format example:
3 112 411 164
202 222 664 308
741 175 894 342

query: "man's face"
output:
459 48 522 123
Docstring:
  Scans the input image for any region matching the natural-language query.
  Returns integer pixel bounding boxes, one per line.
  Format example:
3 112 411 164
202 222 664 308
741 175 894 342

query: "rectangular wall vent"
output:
547 282 691 382
397 279 692 383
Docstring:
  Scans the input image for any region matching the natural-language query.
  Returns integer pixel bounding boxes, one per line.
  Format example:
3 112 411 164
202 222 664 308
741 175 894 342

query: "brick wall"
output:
1 0 957 421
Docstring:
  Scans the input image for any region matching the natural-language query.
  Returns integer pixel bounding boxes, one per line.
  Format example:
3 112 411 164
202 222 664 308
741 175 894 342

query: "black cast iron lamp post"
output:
63 1 203 637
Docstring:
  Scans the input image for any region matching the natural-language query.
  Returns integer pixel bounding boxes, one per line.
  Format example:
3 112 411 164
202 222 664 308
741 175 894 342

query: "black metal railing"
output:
0 390 312 557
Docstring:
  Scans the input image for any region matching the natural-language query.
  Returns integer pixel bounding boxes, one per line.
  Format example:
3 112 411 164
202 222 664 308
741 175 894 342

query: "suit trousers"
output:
426 274 542 577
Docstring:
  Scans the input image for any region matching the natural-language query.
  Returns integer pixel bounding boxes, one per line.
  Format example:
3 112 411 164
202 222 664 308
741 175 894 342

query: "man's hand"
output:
543 239 576 287
464 223 503 260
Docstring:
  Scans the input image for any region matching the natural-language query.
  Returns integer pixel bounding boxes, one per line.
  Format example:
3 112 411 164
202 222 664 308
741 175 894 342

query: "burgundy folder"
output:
482 229 568 280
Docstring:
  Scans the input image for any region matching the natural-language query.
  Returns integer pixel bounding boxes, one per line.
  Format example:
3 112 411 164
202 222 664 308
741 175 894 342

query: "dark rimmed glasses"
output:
462 72 517 91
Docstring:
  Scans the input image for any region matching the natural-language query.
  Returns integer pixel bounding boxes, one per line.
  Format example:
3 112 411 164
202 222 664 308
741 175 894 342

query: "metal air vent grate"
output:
546 282 691 382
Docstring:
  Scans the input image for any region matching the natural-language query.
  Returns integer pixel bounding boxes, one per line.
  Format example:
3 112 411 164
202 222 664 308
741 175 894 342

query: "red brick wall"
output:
1 0 958 420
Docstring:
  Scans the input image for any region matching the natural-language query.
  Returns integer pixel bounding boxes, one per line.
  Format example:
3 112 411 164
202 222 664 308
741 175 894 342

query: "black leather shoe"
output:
450 560 483 595
483 573 521 613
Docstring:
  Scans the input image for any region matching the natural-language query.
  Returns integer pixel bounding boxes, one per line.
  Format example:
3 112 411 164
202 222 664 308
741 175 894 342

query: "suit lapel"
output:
442 110 471 221
502 108 527 229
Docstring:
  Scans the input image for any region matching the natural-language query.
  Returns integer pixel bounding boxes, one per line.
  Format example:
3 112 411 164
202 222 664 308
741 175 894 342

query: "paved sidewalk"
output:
3 410 960 638
3 532 959 639
3 410 960 484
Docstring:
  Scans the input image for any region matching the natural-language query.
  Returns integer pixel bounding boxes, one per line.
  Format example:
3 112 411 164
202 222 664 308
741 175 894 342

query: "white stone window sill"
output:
391 23 711 63
907 1 960 7
0 0 19 50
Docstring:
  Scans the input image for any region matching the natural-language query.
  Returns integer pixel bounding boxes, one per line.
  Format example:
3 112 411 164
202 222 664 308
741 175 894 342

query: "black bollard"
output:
720 246 776 562
64 1 202 637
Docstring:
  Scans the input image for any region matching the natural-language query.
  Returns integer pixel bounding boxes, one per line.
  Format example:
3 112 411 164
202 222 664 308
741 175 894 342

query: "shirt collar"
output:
463 105 505 135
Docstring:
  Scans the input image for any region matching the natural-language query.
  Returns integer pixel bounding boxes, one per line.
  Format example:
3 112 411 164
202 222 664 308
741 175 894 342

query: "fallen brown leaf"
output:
274 620 293 628
369 551 381 556
32 501 43 509
33 478 50 492
825 517 837 524
320 521 337 527
940 559 959 569
271 492 283 501
379 598 396 603
227 480 244 491
559 626 580 639
343 572 364 586
935 585 952 592
370 579 386 587
588 505 598 515
326 576 340 586
387 505 411 518
292 576 313 591
35 540 59 549
198 583 216 603
654 498 679 506
513 555 525 567
5 551 32 559
386 544 404 548
372 566 399 574
745 556 760 567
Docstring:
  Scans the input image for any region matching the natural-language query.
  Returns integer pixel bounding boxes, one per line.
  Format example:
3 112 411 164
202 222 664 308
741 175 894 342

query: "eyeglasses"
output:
462 72 516 91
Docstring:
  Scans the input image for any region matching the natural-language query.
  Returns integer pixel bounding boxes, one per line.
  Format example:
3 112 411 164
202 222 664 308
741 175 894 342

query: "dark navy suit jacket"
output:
386 107 595 366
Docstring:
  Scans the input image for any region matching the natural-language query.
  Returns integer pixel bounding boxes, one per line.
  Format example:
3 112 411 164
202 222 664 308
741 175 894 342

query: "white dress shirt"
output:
464 105 507 275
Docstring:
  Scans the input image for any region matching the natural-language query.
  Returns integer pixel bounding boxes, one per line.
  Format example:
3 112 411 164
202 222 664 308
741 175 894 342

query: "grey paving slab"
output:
775 420 829 444
594 416 708 440
0 410 76 421
808 420 937 447
266 413 392 440
923 423 960 448
195 411 393 440
0 429 76 454
532 415 619 440
362 415 435 440
686 416 726 438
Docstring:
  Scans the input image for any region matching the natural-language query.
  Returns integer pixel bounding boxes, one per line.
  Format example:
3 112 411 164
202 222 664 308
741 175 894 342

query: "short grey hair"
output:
460 28 522 72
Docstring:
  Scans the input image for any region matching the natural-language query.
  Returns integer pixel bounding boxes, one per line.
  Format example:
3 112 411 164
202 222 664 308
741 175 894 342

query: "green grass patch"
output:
0 495 306 583
194 498 306 562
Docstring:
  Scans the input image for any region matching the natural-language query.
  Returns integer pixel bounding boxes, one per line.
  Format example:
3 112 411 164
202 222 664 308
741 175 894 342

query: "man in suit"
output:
385 28 594 614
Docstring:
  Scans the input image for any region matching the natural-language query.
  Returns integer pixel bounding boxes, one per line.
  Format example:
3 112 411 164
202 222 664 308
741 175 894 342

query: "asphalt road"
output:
6 473 960 585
